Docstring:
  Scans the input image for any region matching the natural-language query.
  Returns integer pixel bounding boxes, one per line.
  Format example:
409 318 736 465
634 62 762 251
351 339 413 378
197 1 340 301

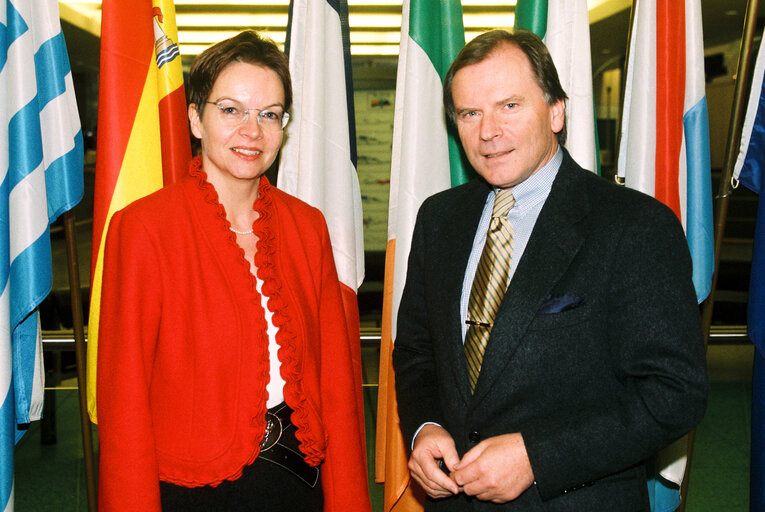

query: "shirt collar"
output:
493 146 562 212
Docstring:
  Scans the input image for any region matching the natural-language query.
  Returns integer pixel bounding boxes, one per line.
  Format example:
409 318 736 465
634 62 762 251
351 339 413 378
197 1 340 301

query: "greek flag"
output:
1 0 84 508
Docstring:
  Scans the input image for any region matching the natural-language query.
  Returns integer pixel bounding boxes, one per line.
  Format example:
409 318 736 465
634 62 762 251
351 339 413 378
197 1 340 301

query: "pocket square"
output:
538 293 584 314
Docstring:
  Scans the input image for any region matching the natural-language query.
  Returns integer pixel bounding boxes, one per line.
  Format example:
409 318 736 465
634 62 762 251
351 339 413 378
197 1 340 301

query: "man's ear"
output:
550 99 565 134
189 103 203 140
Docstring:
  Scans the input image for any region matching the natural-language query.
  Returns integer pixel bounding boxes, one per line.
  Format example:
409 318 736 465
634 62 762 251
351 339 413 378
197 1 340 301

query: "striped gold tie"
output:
464 189 515 392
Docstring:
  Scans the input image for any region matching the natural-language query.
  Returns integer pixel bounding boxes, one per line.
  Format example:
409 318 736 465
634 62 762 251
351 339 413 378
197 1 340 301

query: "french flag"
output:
617 0 713 509
618 0 714 305
277 1 367 500
278 0 364 342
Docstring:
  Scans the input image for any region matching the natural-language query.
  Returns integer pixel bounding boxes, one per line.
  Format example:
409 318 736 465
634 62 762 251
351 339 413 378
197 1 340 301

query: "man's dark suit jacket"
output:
392 151 709 511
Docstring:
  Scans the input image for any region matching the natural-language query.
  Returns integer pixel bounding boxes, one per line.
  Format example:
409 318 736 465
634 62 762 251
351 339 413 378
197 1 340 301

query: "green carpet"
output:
13 346 753 511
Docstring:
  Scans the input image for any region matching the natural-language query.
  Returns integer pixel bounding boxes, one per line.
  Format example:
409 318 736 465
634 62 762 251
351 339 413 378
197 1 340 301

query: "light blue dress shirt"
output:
459 147 563 341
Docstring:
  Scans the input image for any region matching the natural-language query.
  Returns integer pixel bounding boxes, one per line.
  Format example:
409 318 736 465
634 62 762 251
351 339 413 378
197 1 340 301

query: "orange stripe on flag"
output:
655 0 684 219
376 239 426 511
376 239 396 483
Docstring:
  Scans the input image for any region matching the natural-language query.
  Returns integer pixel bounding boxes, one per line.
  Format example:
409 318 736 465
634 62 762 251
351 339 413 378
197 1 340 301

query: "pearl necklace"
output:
229 226 254 235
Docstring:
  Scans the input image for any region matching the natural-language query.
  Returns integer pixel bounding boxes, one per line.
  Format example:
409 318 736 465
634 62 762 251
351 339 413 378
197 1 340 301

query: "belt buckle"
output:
260 411 283 451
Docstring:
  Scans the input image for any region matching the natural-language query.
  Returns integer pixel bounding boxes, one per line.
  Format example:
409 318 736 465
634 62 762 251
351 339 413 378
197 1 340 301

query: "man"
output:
392 30 708 510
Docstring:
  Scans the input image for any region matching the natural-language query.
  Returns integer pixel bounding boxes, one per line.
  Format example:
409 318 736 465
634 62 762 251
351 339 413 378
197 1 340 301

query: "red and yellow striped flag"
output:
87 0 190 422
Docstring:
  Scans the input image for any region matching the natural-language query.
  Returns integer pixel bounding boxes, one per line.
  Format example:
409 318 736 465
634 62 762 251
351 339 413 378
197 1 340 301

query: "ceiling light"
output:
175 13 289 27
60 0 522 57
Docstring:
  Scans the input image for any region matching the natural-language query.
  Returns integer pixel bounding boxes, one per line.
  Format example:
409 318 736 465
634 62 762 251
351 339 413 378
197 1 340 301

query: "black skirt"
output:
159 404 323 511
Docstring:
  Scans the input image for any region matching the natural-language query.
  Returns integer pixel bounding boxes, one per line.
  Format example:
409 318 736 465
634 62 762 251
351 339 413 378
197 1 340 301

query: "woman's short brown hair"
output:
187 30 292 119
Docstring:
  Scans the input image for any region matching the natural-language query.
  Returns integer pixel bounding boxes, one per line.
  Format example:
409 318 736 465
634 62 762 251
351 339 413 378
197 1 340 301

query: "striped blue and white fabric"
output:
1 0 84 508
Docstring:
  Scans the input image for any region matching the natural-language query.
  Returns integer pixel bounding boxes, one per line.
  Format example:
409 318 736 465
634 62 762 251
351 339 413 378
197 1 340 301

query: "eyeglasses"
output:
205 100 290 131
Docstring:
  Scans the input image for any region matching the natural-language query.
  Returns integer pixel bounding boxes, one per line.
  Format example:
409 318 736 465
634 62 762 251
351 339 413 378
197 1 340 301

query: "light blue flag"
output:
1 0 84 508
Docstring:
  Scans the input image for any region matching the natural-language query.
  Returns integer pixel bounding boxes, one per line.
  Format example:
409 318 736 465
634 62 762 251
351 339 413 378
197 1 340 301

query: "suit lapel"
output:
472 155 592 403
431 179 492 405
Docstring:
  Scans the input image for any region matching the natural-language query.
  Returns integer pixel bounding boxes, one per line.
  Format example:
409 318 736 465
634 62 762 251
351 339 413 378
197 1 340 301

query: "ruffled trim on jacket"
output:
182 157 325 481
252 175 327 467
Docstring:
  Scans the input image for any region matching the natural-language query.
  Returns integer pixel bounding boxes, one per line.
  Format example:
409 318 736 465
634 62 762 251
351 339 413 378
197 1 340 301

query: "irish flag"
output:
87 0 190 422
617 0 712 509
514 0 598 173
375 0 467 509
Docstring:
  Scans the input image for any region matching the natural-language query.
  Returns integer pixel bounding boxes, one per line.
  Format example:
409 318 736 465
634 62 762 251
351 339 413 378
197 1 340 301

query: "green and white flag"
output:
386 0 469 341
376 0 467 509
515 0 598 173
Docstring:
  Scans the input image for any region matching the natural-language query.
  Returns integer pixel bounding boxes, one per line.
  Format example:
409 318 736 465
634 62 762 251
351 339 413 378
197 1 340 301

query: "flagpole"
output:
700 0 760 342
62 210 97 512
680 2 762 511
612 0 636 185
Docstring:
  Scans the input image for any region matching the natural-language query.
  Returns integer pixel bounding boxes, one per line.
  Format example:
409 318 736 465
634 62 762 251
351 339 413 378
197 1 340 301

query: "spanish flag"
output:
87 0 190 422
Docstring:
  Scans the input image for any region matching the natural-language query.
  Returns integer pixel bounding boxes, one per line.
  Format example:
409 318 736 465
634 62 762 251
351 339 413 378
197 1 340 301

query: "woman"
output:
97 31 371 511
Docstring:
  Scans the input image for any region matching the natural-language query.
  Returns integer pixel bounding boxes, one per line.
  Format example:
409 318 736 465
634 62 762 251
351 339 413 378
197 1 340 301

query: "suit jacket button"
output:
468 431 481 443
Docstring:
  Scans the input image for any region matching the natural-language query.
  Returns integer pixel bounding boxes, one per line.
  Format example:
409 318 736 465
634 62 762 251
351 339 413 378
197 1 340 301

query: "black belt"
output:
259 402 320 488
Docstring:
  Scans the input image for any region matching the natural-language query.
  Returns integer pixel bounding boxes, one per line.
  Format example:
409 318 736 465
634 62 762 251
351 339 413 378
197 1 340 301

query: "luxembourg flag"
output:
617 0 712 509
617 0 713 304
1 0 84 509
